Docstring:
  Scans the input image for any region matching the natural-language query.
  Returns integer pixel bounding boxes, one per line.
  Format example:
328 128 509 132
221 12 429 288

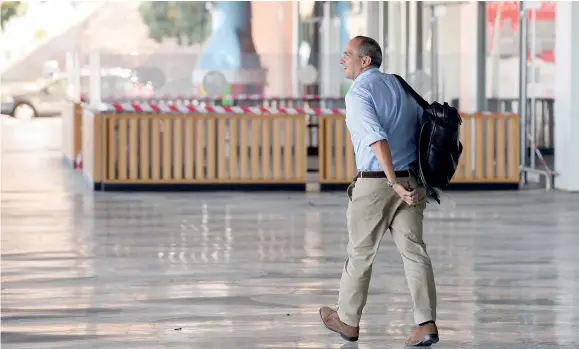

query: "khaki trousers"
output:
337 175 437 327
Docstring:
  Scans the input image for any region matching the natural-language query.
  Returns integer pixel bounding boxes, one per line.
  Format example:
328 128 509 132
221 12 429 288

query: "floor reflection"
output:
2 117 579 348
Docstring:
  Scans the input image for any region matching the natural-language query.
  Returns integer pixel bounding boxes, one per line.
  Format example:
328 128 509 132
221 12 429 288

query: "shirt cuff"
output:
363 133 388 147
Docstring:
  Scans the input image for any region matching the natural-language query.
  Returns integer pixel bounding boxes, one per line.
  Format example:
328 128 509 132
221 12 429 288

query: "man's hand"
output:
370 140 418 205
393 182 418 205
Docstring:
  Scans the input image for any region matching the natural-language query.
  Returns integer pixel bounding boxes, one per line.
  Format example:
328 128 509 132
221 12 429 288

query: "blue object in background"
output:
335 1 352 96
335 1 351 55
196 1 262 72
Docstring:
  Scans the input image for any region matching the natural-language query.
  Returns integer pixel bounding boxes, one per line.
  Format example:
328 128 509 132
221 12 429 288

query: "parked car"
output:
1 71 153 119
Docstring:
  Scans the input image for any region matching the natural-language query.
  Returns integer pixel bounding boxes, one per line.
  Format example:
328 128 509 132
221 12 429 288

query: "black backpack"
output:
393 74 463 204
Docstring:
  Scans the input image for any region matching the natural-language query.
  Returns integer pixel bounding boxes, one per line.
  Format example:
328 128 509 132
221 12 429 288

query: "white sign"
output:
298 64 318 85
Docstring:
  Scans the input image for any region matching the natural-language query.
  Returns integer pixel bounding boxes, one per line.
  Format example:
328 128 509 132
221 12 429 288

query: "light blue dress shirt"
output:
345 68 423 171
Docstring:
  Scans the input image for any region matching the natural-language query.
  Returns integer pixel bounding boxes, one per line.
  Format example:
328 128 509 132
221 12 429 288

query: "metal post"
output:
529 7 537 169
476 1 487 111
518 2 551 188
519 5 528 183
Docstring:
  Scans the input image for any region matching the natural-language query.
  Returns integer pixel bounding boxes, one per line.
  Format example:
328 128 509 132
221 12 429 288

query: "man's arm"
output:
346 88 397 182
370 140 398 182
347 88 417 204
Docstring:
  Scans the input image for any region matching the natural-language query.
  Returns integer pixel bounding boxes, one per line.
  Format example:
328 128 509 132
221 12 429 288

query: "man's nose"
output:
339 57 345 64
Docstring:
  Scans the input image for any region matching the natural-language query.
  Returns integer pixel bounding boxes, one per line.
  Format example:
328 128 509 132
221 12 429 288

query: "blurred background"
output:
0 0 558 174
3 4 579 349
0 1 554 103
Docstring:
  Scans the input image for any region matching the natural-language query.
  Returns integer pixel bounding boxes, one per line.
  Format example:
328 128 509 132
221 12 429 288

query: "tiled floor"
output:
1 116 578 348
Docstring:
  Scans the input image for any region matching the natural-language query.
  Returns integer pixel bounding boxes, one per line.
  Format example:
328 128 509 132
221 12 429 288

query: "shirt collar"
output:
354 67 379 82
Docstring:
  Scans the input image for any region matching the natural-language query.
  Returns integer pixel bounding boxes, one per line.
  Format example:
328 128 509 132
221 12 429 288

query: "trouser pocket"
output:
347 181 355 201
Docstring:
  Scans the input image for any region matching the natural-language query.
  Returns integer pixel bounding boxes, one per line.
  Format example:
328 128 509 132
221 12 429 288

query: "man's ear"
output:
362 56 372 68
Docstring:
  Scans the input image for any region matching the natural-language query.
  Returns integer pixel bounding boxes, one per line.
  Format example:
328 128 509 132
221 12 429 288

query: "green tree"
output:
139 1 212 46
1 1 27 30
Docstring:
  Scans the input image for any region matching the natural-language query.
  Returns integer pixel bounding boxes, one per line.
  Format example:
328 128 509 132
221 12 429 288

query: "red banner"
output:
486 1 555 62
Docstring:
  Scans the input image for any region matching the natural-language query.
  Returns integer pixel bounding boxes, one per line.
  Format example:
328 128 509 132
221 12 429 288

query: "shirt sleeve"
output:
345 87 388 147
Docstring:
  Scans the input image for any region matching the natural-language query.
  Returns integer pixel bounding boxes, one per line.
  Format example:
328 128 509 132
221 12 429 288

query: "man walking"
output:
319 36 439 347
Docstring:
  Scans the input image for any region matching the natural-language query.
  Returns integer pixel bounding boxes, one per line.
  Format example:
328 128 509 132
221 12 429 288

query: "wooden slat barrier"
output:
319 113 521 187
453 113 520 183
319 115 357 183
100 113 308 189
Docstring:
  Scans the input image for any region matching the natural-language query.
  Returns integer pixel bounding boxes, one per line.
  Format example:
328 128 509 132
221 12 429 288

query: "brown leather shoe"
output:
405 322 439 347
319 306 359 342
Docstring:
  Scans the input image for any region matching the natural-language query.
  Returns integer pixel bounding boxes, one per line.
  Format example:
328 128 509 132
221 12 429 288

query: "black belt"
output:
356 170 412 179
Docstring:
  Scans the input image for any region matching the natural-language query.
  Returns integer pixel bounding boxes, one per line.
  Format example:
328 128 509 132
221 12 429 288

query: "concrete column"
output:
72 52 81 102
320 1 341 97
458 2 484 112
88 53 101 110
365 1 379 40
408 2 417 74
365 2 389 72
320 1 331 97
291 1 299 96
65 52 80 102
400 3 408 77
387 2 402 74
378 2 386 72
554 2 579 192
416 2 423 71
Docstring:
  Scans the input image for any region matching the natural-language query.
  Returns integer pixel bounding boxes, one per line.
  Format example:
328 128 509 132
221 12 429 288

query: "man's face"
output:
340 38 365 80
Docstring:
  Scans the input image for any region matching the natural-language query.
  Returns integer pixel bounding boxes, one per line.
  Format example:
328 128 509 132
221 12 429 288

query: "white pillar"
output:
400 3 408 77
65 51 82 101
378 2 386 72
457 2 480 112
408 2 418 74
387 2 402 74
365 2 379 39
278 3 287 96
291 0 299 96
320 1 332 97
65 52 76 101
328 15 341 97
89 53 101 110
554 2 579 192
72 52 81 102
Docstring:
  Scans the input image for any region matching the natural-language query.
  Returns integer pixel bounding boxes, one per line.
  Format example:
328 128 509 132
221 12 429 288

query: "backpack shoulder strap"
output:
392 74 430 109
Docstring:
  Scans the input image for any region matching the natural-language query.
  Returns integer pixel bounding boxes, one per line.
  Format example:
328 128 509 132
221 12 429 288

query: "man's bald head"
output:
340 36 382 80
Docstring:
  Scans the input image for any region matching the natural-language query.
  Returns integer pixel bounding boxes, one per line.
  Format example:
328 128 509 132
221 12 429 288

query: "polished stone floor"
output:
2 116 579 348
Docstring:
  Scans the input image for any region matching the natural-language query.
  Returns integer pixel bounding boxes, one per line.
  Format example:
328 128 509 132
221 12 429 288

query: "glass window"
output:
79 76 137 96
101 76 137 95
45 78 68 96
80 77 90 95
297 1 323 95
